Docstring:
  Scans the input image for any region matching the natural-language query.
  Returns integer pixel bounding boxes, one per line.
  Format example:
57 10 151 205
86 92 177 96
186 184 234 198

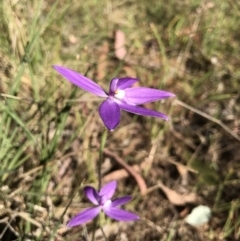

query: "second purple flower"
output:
53 65 175 130
67 181 139 227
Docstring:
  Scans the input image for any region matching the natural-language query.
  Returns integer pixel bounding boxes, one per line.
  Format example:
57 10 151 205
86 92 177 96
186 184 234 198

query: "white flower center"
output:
103 199 112 208
114 89 125 99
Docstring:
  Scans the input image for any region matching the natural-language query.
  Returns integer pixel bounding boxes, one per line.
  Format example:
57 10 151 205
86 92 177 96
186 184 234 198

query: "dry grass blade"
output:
103 148 147 195
175 99 240 142
103 164 141 182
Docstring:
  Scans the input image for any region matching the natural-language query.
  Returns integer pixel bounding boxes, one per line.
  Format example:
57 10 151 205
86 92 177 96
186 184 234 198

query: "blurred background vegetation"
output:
0 0 240 240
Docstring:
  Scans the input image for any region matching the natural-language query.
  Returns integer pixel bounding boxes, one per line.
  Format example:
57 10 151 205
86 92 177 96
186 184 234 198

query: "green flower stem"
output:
98 128 108 190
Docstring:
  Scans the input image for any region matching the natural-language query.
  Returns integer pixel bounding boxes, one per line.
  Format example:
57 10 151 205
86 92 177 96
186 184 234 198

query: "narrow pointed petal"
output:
67 207 101 227
99 99 121 130
84 186 100 205
119 102 169 120
111 196 131 207
116 78 139 90
103 207 139 221
53 65 108 97
110 78 139 93
124 87 175 105
99 181 117 199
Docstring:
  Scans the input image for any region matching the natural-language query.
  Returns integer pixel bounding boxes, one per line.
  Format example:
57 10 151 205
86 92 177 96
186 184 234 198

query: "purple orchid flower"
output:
67 181 139 227
53 65 175 130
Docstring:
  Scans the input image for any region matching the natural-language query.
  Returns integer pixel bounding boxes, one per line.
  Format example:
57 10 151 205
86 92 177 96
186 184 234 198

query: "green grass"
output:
0 0 240 240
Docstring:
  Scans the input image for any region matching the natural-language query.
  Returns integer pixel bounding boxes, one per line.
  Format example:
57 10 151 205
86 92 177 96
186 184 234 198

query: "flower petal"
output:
67 207 101 227
53 65 108 97
111 196 131 207
99 99 121 130
118 102 169 120
116 78 139 90
84 186 100 205
124 87 175 105
109 78 139 93
99 180 117 199
103 207 139 221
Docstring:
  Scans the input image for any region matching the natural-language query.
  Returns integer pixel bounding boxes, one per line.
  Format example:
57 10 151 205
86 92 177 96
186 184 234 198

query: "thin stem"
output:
98 128 108 190
91 219 97 241
82 225 90 241
100 226 108 241
99 213 108 241
91 129 108 241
